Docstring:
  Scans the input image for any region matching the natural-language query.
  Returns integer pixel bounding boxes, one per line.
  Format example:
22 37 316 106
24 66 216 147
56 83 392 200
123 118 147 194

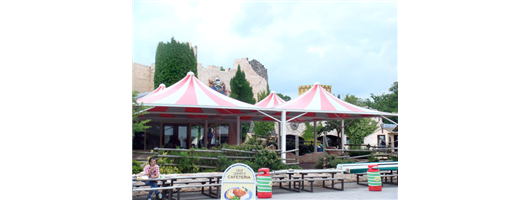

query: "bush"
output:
390 156 398 161
133 160 143 174
313 155 353 169
152 138 303 173
249 150 286 171
368 154 380 162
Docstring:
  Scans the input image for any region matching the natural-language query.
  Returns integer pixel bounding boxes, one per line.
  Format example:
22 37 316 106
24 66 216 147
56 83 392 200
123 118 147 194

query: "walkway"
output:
132 182 397 200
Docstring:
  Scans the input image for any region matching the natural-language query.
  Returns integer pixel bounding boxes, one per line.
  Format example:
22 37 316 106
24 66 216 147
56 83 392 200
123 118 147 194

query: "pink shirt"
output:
143 165 159 178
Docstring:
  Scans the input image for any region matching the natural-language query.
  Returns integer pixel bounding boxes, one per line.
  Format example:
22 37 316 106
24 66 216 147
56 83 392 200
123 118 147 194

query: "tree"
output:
256 84 271 104
153 37 198 88
302 122 324 142
319 94 377 146
343 118 378 146
254 84 275 136
366 81 398 123
229 64 256 104
276 93 291 101
229 65 256 142
133 91 151 137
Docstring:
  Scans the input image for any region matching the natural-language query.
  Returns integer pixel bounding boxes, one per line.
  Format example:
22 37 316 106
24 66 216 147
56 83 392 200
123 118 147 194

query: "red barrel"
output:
368 164 382 191
257 168 272 198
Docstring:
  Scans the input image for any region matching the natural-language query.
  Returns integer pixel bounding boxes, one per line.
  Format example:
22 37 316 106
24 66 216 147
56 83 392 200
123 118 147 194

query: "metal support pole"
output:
341 120 345 151
237 116 241 145
295 133 299 162
204 120 208 148
281 110 287 164
314 121 317 154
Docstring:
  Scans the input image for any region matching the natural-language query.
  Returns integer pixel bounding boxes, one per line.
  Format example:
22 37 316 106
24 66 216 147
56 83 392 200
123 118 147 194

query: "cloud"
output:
133 1 397 100
307 45 330 58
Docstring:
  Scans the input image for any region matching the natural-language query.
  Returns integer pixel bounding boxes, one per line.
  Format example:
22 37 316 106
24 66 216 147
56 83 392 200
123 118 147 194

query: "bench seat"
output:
302 177 344 192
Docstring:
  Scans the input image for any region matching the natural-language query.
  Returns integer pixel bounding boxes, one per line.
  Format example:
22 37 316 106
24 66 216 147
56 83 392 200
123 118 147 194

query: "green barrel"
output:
367 164 382 191
257 176 272 193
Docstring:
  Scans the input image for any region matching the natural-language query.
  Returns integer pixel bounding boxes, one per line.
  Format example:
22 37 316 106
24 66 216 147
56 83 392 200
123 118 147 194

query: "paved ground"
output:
133 182 397 200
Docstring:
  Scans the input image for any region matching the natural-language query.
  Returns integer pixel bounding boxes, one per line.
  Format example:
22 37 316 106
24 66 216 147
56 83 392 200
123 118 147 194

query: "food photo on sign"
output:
224 186 252 200
221 163 256 200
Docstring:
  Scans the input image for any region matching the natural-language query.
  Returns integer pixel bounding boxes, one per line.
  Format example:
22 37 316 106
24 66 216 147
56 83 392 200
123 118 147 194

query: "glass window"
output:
178 126 187 148
163 125 175 148
191 126 204 148
220 125 229 145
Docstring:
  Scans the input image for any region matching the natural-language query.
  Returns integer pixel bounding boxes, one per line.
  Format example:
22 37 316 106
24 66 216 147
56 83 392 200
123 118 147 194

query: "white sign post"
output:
220 163 256 200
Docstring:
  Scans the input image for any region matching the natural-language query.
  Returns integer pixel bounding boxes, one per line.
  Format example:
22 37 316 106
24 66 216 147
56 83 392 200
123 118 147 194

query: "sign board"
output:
221 163 256 200
382 124 397 129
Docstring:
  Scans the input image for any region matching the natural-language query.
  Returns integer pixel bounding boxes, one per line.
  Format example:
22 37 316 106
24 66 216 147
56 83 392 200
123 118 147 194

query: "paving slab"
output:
132 182 397 200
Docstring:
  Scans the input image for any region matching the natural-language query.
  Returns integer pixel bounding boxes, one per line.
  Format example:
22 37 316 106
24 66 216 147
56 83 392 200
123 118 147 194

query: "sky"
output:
133 1 397 100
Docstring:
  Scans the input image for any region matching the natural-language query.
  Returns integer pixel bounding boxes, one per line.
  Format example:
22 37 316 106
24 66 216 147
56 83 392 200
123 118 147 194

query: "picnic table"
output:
132 174 223 200
270 169 344 192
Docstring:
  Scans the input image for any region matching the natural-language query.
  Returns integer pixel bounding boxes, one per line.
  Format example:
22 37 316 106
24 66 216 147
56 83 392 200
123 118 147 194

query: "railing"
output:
326 145 398 160
148 147 300 169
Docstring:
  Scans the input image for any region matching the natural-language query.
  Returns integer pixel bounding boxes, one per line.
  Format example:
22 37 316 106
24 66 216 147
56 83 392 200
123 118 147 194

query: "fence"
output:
147 147 299 170
328 144 398 160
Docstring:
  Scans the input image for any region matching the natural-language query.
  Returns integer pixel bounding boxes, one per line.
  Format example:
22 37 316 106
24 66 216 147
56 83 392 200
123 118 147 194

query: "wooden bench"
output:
134 179 211 187
171 183 221 200
302 177 344 192
272 179 302 192
133 180 221 200
292 174 331 179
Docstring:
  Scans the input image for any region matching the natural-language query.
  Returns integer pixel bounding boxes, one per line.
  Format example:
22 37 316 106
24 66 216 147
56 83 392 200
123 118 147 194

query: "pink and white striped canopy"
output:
136 72 271 122
271 82 397 121
135 74 396 123
144 83 166 98
137 72 256 108
255 91 286 108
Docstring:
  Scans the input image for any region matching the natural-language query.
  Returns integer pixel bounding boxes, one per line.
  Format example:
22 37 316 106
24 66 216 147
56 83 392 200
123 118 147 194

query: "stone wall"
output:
132 62 155 93
197 58 269 101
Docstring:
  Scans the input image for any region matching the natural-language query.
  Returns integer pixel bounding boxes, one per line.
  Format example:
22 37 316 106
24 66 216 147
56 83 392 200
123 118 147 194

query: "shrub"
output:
133 160 143 174
313 155 353 169
390 156 398 161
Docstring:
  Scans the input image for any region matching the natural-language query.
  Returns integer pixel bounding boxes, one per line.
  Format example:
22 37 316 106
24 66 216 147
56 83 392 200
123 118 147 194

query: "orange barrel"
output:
257 168 272 198
368 164 382 191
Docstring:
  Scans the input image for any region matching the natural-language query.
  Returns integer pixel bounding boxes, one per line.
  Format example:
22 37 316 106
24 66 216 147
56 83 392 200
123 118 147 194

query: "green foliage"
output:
133 91 151 137
132 160 143 174
220 66 225 71
254 84 275 137
344 118 378 146
366 81 398 123
390 156 398 161
257 84 270 102
216 156 234 172
254 121 275 136
243 150 301 172
276 93 291 101
302 122 323 142
368 154 380 162
153 37 198 88
153 141 302 173
320 94 377 146
229 65 256 104
313 155 352 169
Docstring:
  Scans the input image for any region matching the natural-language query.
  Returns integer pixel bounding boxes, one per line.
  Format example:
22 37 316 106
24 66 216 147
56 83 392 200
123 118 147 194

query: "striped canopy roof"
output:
145 83 166 97
255 91 286 108
135 73 396 123
270 82 397 122
136 72 278 122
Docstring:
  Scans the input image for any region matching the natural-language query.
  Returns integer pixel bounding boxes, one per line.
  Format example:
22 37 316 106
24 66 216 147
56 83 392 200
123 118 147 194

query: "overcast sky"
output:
133 1 397 100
